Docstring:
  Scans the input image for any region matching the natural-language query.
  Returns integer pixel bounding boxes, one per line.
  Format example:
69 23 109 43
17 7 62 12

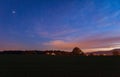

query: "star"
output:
12 10 16 14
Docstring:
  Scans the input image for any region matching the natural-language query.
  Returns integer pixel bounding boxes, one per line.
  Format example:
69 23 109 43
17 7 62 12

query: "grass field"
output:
0 55 120 77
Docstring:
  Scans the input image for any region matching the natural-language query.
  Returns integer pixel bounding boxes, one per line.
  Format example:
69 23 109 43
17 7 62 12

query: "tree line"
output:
0 47 120 56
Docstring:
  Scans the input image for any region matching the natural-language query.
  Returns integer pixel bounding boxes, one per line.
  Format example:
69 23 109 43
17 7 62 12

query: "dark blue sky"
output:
1 0 120 52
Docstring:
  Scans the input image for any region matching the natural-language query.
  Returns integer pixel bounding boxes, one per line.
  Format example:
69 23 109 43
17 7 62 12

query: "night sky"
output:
1 0 120 52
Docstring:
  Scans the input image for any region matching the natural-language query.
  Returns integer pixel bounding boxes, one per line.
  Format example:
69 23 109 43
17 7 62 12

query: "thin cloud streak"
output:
35 24 81 40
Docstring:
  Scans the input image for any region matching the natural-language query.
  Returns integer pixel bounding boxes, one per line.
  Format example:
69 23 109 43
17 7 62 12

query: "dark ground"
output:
0 55 120 77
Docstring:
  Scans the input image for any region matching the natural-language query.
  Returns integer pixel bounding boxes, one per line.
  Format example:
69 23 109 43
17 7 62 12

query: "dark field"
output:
0 55 120 77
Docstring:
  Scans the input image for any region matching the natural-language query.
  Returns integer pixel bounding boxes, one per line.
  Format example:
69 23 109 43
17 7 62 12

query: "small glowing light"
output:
12 10 16 14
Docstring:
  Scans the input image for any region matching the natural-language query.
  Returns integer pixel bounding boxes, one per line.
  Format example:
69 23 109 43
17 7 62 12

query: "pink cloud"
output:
43 40 79 50
43 36 120 52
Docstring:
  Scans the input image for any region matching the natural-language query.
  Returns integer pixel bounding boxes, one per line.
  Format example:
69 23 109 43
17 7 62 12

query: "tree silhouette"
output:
112 51 120 56
72 47 85 56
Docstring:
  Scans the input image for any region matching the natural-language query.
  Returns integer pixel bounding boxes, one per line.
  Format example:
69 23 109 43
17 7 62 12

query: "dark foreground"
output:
0 55 120 77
